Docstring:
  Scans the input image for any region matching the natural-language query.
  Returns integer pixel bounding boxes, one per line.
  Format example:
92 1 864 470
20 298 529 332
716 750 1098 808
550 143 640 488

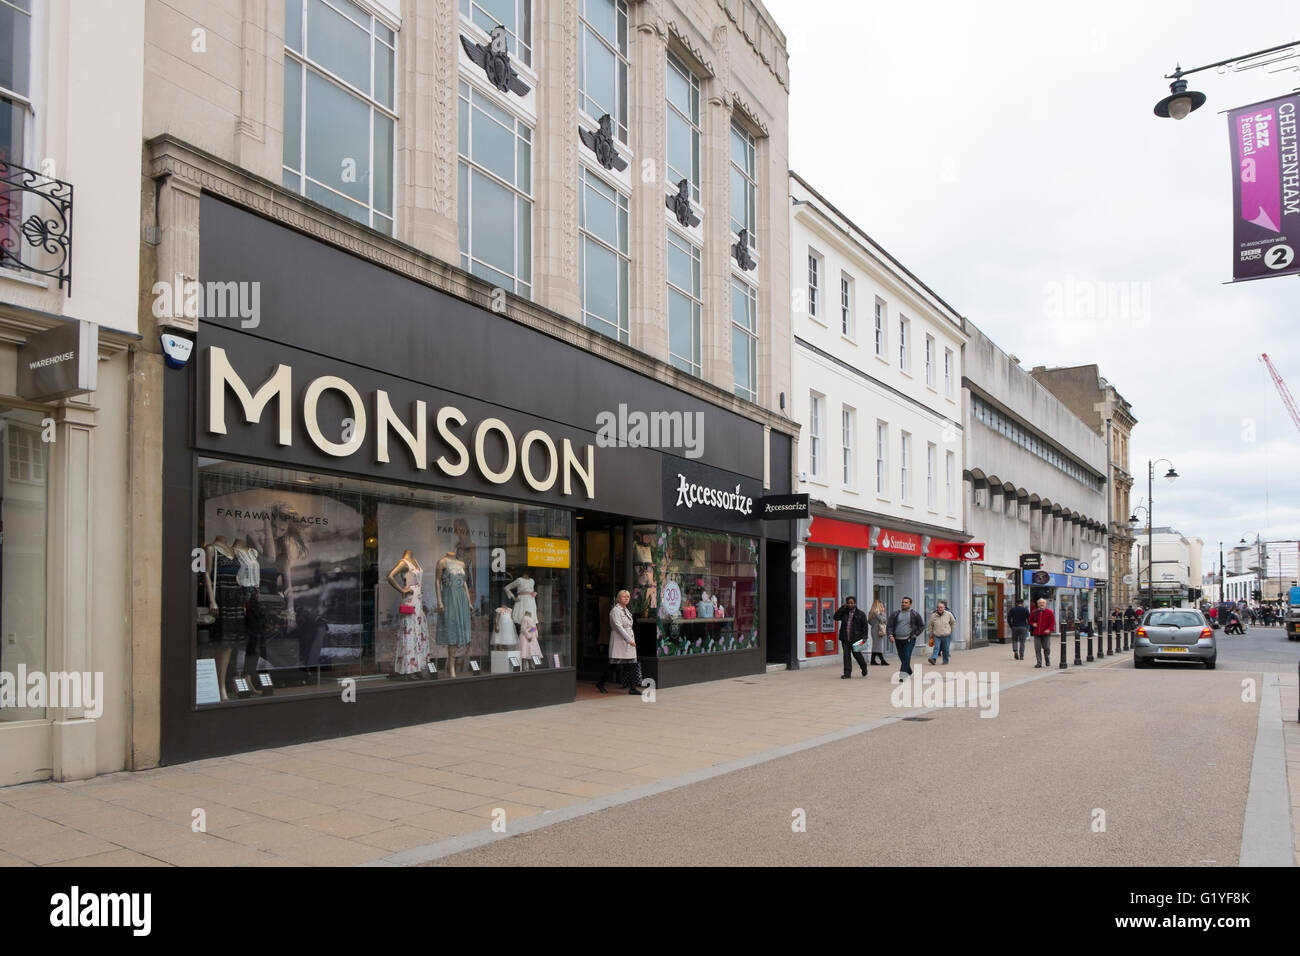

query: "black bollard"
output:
1059 630 1068 669
1074 626 1083 666
1086 627 1094 662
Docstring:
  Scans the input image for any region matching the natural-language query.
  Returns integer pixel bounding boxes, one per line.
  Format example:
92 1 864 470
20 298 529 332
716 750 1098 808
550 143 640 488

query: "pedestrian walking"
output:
927 600 956 665
1123 605 1137 633
1029 598 1056 668
833 596 869 679
1008 598 1031 660
597 588 641 695
887 596 925 681
867 598 890 666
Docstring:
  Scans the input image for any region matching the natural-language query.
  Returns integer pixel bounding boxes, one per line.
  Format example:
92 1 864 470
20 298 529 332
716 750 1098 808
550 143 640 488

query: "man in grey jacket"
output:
887 597 926 681
927 600 956 665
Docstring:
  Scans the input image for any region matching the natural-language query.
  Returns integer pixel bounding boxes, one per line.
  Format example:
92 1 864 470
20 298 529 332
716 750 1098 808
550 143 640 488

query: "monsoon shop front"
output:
158 196 793 764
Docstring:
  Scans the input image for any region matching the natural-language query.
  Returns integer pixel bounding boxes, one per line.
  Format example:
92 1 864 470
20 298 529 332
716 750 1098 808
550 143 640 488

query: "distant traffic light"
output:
1253 589 1263 601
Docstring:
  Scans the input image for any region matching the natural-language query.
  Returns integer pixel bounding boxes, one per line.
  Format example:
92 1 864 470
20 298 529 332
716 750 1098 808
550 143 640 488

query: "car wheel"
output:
1133 656 1147 669
1204 657 1216 670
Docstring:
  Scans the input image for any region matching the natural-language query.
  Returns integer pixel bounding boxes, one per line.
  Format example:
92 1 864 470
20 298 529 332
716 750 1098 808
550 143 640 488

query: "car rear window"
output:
1146 612 1202 627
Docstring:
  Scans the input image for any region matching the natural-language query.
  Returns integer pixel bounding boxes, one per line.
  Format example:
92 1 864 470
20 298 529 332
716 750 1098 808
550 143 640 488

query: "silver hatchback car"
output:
1133 609 1217 669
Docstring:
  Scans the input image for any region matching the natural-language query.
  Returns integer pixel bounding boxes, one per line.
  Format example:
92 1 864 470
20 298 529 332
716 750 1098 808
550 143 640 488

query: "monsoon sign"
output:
1228 94 1300 280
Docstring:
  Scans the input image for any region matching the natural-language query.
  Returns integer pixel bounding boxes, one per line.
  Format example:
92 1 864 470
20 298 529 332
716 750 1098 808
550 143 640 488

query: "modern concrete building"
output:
788 172 971 661
0 0 144 785
1228 537 1299 601
963 323 1109 641
1131 527 1203 607
125 0 802 768
1030 364 1138 606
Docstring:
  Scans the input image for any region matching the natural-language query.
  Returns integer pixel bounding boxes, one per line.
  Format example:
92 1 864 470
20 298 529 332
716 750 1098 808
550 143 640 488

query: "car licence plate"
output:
1161 646 1188 653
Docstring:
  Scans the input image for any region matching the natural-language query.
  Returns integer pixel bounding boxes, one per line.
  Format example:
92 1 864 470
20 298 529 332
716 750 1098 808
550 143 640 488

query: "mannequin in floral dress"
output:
387 550 429 678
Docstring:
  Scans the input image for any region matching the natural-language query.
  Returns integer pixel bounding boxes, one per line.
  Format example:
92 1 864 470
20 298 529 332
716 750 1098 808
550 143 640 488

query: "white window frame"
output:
840 272 854 338
458 78 533 297
666 228 702 376
841 406 855 488
283 0 398 235
874 298 886 357
665 51 701 204
807 251 822 321
944 347 954 398
926 441 937 510
459 0 532 66
579 165 629 343
900 431 911 503
925 334 935 387
6 422 45 484
731 277 758 403
809 393 823 479
899 316 910 372
579 0 629 142
875 421 888 496
945 450 955 515
730 120 757 249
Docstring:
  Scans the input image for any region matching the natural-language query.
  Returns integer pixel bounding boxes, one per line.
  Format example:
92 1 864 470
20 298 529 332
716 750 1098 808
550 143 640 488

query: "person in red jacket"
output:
1029 597 1056 668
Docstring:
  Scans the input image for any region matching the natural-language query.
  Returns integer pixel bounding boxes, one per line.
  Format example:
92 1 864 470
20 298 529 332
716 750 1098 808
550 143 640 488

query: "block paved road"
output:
430 661 1260 866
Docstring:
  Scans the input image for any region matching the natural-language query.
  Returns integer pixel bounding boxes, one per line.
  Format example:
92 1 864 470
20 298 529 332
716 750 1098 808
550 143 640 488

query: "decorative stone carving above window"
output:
460 24 530 95
579 114 629 171
733 228 756 271
666 178 700 227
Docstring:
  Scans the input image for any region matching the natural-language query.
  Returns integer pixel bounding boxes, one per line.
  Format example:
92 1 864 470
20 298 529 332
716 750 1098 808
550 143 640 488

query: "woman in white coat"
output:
598 589 641 695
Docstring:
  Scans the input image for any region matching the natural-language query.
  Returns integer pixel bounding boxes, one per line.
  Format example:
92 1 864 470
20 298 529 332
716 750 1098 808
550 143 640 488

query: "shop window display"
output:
631 524 758 656
195 458 571 704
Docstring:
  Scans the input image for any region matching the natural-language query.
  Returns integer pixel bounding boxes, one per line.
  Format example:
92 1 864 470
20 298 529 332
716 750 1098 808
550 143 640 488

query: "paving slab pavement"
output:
0 642 1292 867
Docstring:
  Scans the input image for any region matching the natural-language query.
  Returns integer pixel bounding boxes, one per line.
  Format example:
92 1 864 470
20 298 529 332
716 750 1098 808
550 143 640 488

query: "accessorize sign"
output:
17 320 97 402
659 456 764 533
758 493 809 519
1228 94 1300 281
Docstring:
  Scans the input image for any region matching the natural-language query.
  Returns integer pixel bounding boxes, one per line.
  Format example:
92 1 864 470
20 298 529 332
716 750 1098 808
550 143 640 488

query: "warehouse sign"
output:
17 320 97 402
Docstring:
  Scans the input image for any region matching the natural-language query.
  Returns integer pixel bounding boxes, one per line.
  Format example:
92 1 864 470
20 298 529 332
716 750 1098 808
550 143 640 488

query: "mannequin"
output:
435 550 473 677
202 535 243 691
517 611 541 668
387 550 430 678
233 537 266 678
493 607 519 648
504 571 540 627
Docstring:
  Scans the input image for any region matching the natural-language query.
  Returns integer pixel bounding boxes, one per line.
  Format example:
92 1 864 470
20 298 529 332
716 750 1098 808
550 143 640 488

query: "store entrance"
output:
575 513 629 690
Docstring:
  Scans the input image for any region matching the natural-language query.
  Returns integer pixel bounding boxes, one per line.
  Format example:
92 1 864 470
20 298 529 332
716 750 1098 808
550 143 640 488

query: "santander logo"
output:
879 532 918 553
963 547 980 559
880 533 892 549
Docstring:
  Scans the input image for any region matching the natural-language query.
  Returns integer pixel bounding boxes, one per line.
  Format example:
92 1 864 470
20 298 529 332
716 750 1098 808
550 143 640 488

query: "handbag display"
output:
398 603 416 615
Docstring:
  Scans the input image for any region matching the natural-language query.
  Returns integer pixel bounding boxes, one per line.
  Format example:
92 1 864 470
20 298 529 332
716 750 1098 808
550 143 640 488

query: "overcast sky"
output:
763 0 1300 568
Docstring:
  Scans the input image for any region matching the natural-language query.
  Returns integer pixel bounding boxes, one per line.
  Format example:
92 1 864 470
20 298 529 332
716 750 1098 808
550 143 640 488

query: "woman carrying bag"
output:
867 599 890 667
600 589 643 695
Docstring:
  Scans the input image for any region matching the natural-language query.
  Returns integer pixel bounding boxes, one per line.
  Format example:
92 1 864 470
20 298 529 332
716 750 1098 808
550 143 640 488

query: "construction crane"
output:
1261 353 1300 437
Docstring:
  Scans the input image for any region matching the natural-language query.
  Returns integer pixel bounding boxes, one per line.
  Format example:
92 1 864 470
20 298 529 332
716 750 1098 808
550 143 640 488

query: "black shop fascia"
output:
157 196 791 764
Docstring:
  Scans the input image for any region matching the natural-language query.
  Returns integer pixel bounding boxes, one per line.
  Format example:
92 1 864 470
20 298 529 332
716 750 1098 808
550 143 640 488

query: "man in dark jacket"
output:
1007 598 1030 660
887 597 926 681
834 596 869 679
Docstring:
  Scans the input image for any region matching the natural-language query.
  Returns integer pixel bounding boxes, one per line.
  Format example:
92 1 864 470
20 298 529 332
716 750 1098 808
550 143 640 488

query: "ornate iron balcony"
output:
0 160 73 293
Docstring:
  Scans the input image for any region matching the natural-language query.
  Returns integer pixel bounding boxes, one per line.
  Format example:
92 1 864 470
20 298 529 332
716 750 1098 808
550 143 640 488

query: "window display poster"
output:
820 597 835 633
435 509 490 612
376 500 439 634
804 597 817 632
203 488 363 666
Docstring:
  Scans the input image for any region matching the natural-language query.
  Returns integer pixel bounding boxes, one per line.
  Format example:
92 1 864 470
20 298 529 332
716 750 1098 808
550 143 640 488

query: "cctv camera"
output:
160 331 195 369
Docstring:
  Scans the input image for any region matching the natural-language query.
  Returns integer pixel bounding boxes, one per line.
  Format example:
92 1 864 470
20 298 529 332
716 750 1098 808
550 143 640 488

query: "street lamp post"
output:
1152 41 1300 119
1133 460 1178 607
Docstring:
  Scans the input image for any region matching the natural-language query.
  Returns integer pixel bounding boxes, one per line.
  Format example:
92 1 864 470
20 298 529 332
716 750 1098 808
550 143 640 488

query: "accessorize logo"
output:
673 473 753 516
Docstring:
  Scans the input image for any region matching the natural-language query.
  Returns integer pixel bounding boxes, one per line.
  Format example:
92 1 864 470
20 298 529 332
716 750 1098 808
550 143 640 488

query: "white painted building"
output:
789 171 971 663
1132 527 1203 607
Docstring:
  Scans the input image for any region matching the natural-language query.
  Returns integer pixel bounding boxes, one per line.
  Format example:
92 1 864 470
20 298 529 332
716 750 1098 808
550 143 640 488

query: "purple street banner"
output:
1228 94 1300 281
